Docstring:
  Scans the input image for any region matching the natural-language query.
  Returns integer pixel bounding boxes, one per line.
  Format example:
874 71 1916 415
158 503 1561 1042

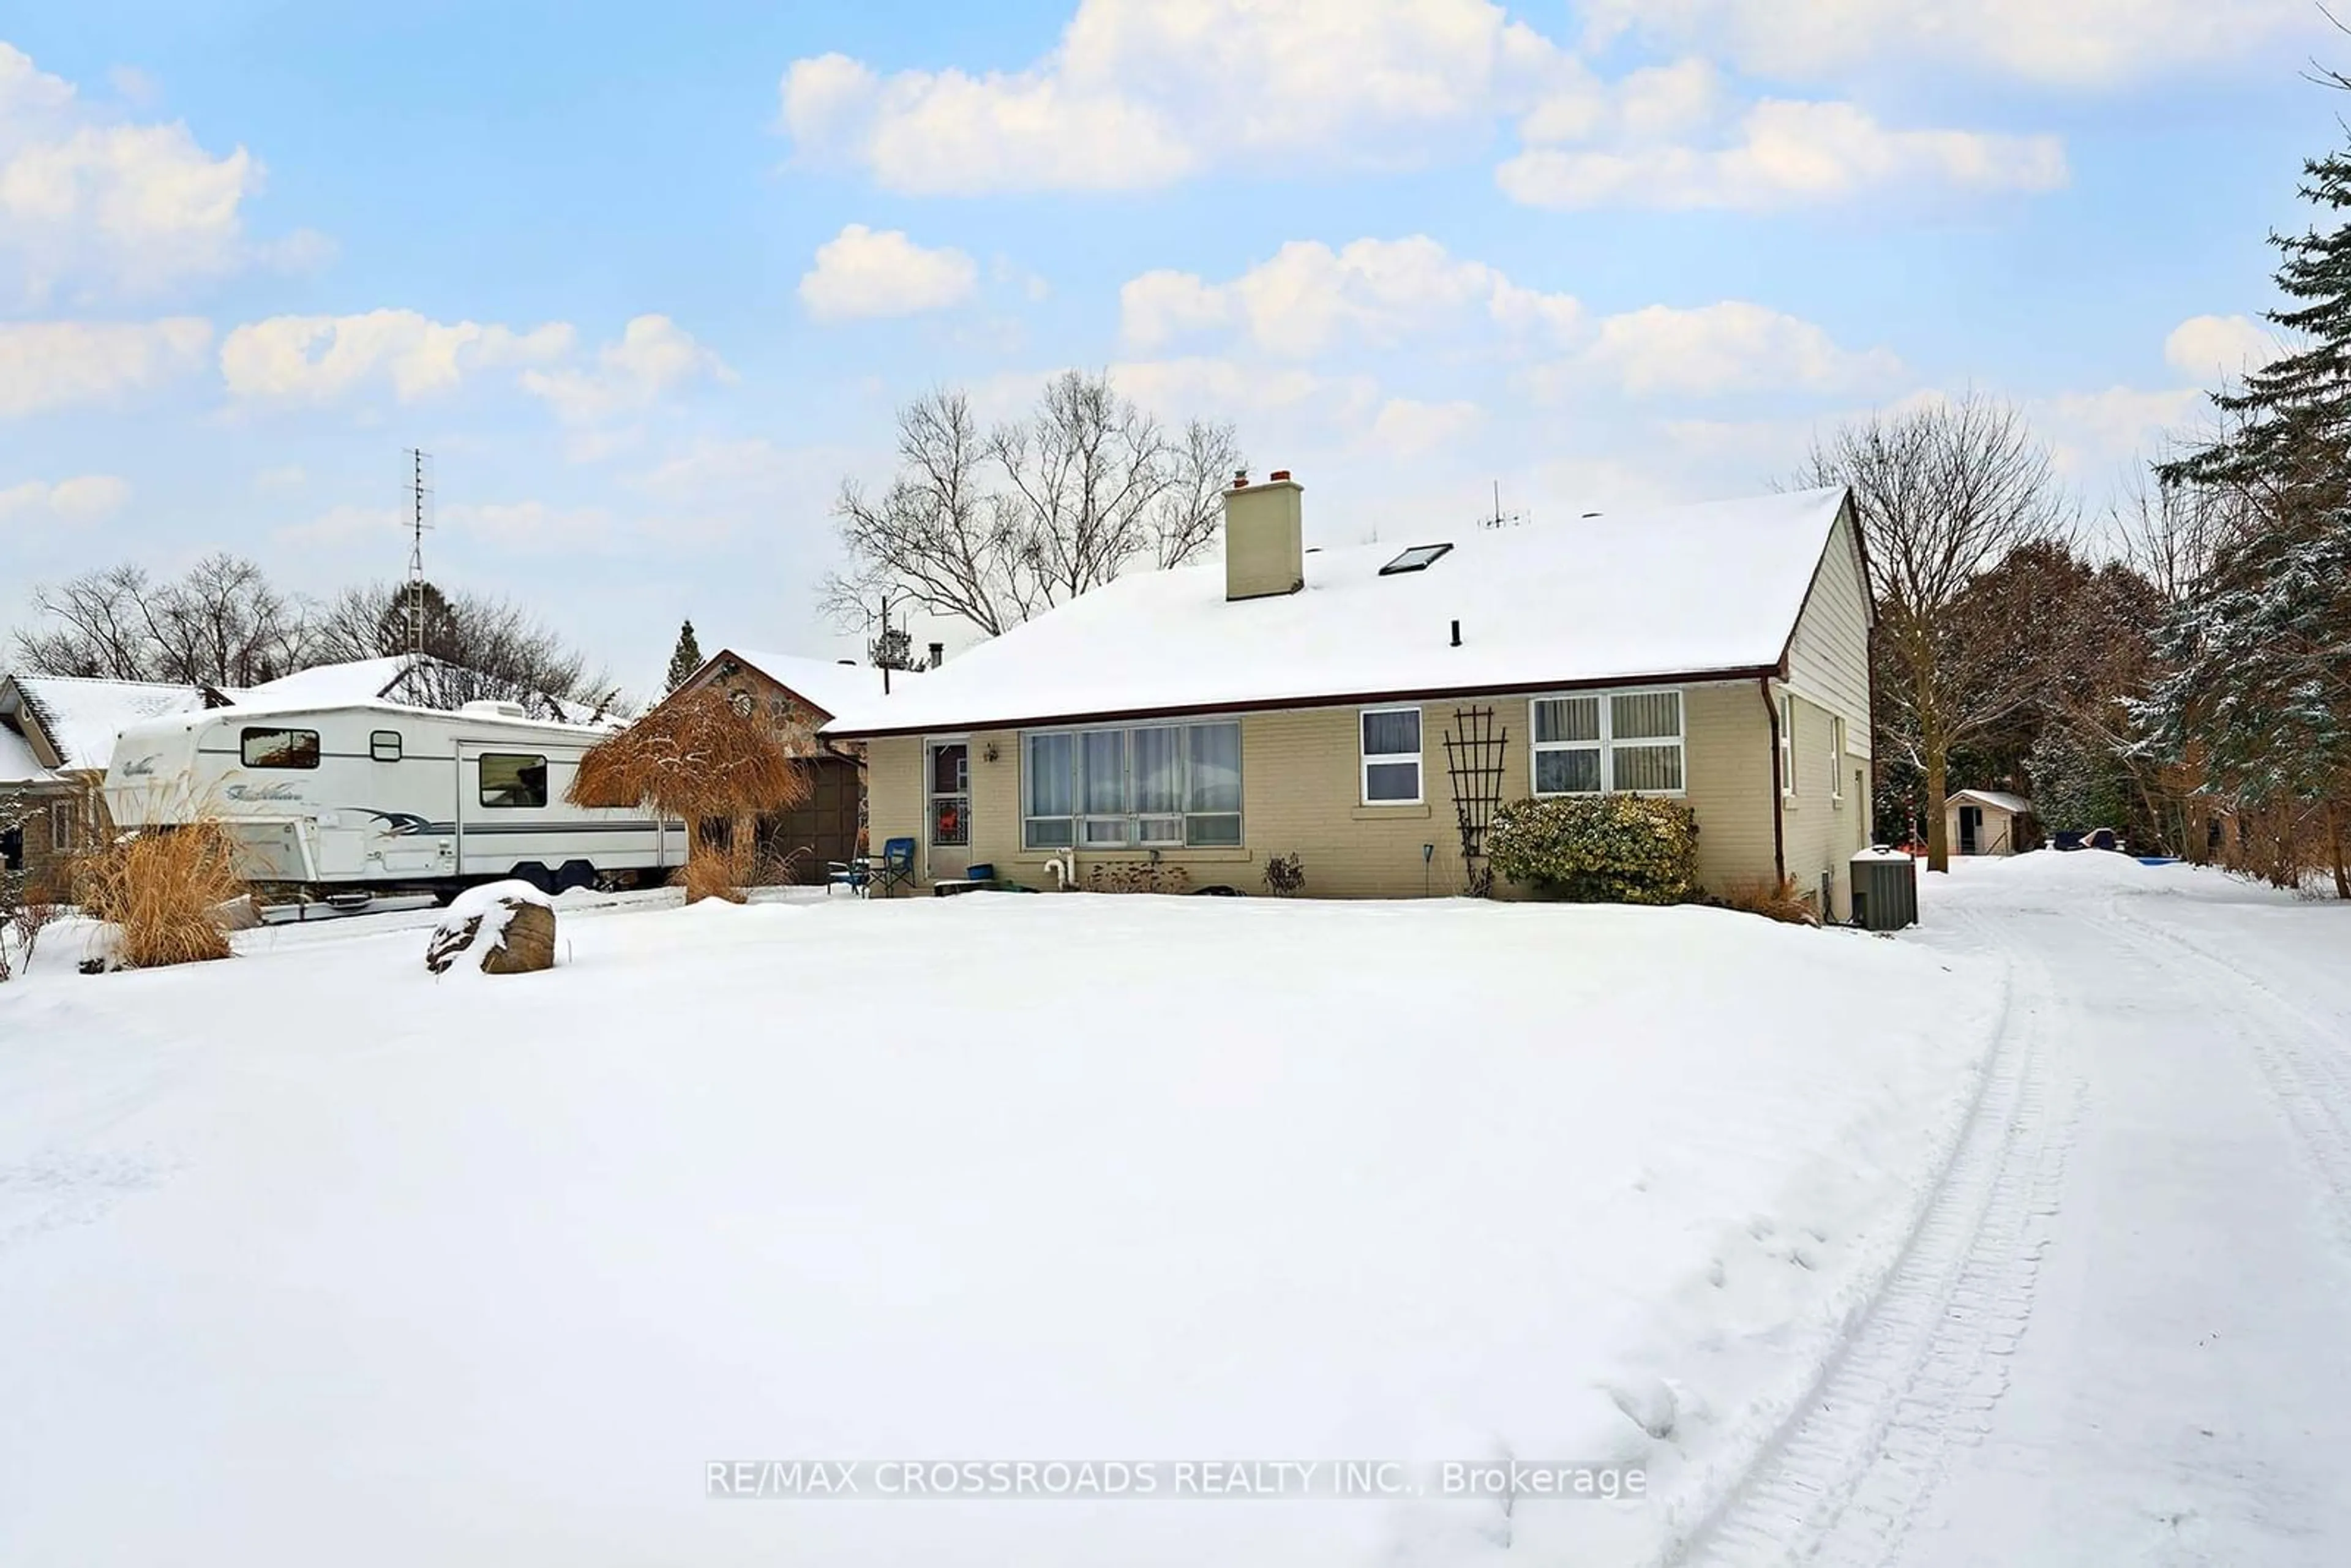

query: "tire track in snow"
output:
2103 894 2351 1245
1667 905 2075 1568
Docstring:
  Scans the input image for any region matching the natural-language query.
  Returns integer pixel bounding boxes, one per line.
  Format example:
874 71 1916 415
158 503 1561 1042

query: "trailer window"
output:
370 730 402 762
241 727 320 770
478 752 549 809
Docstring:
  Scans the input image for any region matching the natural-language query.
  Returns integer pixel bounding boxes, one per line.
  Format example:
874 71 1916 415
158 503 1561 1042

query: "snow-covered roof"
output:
0 721 55 786
718 649 920 721
1950 790 2033 816
823 486 1851 737
2 675 211 771
227 656 416 708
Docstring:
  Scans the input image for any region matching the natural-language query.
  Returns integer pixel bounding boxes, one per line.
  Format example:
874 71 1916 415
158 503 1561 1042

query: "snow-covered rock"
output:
424 880 556 975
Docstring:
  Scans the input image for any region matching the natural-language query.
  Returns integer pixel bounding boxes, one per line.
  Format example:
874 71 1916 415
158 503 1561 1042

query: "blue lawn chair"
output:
868 836 917 899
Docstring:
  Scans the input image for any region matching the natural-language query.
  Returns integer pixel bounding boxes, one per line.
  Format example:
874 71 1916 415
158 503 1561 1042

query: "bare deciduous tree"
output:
1801 393 2075 871
13 555 309 687
826 372 1242 640
309 580 621 718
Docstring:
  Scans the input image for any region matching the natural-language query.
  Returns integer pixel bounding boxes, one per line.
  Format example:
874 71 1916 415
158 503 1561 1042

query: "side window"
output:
478 752 549 809
371 730 403 763
1778 694 1796 797
241 727 320 770
1829 716 1846 800
1360 707 1423 804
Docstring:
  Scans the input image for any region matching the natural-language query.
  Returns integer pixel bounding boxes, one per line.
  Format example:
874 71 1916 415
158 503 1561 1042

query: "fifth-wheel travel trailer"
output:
104 697 684 908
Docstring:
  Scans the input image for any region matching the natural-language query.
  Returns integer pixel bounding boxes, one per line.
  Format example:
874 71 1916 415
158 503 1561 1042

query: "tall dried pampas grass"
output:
75 822 247 969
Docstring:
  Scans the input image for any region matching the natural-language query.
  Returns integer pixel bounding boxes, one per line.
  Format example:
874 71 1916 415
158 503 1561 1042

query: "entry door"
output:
1959 805 1981 855
926 740 970 882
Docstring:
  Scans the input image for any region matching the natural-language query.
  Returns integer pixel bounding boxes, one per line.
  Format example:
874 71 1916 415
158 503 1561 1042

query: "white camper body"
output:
105 698 684 897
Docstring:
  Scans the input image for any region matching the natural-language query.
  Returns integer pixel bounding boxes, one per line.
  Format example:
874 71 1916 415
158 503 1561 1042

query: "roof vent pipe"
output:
1450 619 1462 647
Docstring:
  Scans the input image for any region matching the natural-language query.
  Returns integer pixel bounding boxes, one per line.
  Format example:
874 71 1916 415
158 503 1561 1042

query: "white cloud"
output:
0 42 304 301
220 309 574 402
517 314 730 425
1565 301 1904 398
274 501 400 549
1368 397 1482 457
799 225 980 321
0 473 131 525
1122 236 1580 357
2164 313 2287 380
0 317 212 416
1579 0 2317 88
1106 356 1382 426
443 500 619 553
1499 98 2064 211
779 0 1570 193
2042 384 2205 471
253 464 305 492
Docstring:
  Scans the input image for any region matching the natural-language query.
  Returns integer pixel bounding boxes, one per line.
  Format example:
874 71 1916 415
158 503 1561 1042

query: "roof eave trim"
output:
824 664 1782 740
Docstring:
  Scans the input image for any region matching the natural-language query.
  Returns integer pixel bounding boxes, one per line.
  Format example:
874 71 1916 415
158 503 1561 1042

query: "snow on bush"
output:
1487 795 1700 904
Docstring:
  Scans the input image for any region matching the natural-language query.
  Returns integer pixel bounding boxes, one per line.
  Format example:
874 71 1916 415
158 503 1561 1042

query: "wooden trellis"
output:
1444 705 1510 898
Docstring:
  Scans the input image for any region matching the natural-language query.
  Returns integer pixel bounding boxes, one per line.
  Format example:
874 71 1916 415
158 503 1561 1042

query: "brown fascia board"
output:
826 663 1782 740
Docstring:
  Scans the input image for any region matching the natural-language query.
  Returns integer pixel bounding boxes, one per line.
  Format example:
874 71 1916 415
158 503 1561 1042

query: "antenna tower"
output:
403 448 435 661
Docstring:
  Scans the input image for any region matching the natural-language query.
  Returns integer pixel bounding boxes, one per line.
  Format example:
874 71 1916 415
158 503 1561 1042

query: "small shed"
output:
1946 789 2034 857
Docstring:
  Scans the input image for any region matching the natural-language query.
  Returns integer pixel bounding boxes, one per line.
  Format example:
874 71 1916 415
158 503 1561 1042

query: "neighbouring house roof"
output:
217 656 623 729
0 675 211 772
222 655 419 708
707 649 920 722
0 721 56 786
823 486 1852 738
1950 789 2033 816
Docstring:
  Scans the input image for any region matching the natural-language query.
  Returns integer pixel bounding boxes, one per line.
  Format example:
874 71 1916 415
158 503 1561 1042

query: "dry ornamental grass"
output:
75 822 247 969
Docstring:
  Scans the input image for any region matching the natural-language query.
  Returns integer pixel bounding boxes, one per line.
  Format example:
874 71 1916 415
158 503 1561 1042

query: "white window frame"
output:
1021 718 1243 850
1529 686 1687 798
1359 705 1425 806
1829 715 1846 804
1779 691 1797 799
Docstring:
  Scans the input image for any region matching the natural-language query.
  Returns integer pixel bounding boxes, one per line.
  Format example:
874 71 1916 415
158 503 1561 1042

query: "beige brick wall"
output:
868 681 1790 900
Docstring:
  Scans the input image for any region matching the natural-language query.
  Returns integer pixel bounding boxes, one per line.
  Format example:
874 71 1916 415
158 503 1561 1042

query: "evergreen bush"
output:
1487 795 1701 905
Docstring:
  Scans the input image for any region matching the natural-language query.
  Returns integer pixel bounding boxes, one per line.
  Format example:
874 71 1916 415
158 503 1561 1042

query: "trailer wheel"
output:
555 860 597 893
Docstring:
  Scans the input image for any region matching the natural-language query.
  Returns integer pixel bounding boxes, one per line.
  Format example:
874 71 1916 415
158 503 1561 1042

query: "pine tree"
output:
2147 140 2351 896
2163 146 2351 500
868 626 918 671
664 620 704 691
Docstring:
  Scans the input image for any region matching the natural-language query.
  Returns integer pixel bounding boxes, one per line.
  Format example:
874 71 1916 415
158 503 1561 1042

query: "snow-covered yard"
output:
0 882 2013 1563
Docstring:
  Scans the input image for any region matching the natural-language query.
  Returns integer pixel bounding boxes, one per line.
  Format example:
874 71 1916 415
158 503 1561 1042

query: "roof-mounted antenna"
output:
1479 479 1528 530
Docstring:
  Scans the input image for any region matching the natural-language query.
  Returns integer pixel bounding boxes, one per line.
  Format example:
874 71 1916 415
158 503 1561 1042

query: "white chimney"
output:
1223 468 1304 602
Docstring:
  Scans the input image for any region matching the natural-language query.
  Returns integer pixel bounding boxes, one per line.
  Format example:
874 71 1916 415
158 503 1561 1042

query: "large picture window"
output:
1359 707 1423 804
240 727 320 770
1024 721 1242 850
1531 688 1684 796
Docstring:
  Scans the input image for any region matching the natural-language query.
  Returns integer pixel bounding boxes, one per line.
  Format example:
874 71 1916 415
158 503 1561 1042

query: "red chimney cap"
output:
1269 468 1292 481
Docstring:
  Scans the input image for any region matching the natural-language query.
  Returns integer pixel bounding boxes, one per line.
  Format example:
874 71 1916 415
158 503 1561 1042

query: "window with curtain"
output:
1360 707 1423 803
1023 721 1243 849
1531 688 1684 795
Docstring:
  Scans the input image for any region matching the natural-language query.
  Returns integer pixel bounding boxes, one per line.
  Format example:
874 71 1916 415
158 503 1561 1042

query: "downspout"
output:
1762 676 1786 887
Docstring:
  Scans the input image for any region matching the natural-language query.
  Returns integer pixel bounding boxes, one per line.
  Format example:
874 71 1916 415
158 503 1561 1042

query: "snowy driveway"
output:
1685 855 2351 1567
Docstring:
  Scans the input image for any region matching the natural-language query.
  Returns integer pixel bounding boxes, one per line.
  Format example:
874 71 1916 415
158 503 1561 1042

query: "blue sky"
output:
0 1 2338 692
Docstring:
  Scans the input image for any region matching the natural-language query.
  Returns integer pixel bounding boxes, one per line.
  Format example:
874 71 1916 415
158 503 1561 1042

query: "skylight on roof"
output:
1378 542 1454 576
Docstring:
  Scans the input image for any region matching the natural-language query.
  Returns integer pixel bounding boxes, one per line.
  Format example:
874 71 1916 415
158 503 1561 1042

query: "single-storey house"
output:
825 473 1878 917
1945 789 2034 857
651 647 920 880
0 673 212 895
